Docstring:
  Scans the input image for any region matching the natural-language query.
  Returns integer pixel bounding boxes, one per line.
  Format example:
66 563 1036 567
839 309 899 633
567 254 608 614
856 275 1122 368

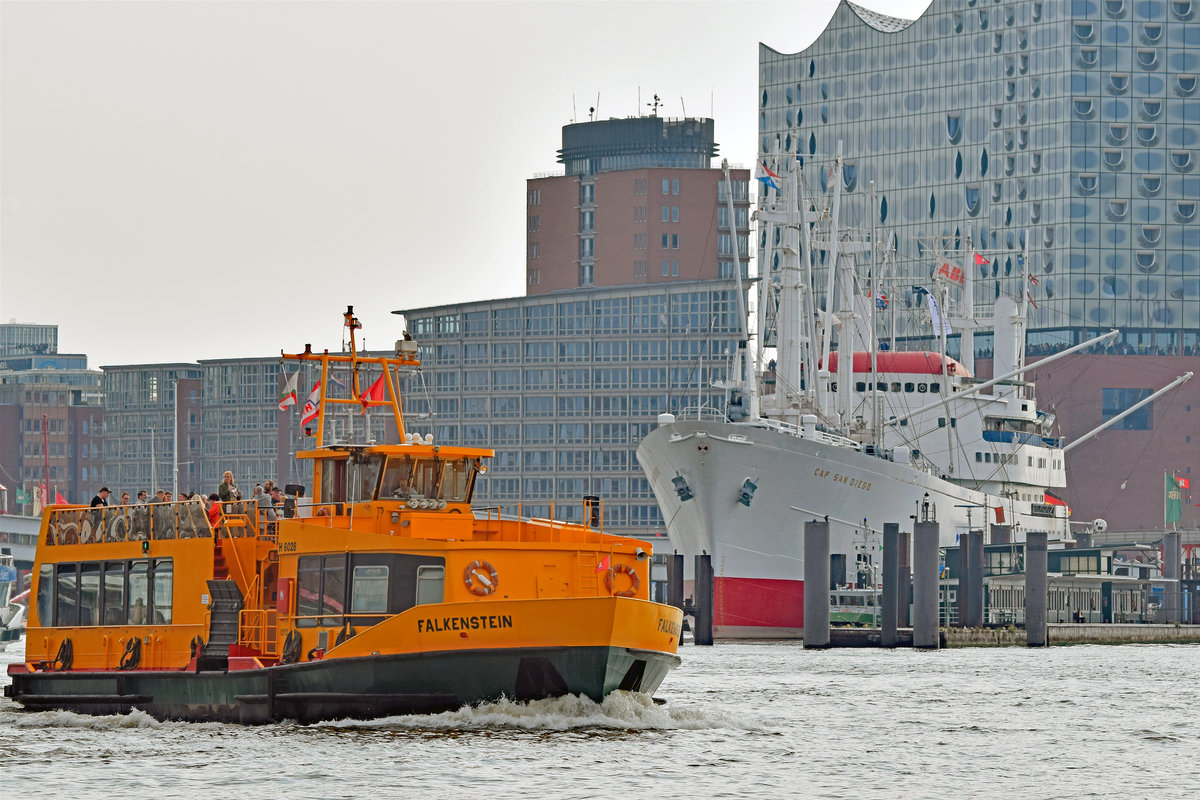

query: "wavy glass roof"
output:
845 1 918 33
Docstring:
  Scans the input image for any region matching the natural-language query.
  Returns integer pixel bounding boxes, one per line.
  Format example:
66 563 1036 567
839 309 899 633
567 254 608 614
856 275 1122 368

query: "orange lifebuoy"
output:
464 560 498 596
605 563 640 597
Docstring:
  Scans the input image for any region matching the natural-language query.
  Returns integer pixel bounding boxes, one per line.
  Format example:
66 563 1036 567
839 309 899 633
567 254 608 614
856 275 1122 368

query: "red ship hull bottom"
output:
712 576 805 640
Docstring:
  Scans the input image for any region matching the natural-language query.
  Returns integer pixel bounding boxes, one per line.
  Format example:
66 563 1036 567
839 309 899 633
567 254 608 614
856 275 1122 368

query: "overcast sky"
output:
1 1 931 367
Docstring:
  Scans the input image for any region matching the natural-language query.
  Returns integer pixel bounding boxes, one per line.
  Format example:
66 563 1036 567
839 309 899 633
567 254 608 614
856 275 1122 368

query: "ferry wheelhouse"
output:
6 308 682 723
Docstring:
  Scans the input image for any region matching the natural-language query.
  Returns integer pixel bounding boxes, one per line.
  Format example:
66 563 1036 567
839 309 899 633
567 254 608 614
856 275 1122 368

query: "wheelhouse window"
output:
297 556 321 626
380 456 414 499
79 563 101 626
347 453 384 503
128 560 150 625
37 564 53 627
55 563 78 627
416 565 445 605
103 562 126 624
321 556 346 626
440 459 477 503
153 559 173 624
351 566 389 614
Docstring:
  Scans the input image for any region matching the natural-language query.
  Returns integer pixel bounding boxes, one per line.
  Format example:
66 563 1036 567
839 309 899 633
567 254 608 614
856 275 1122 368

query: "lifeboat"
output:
4 307 682 723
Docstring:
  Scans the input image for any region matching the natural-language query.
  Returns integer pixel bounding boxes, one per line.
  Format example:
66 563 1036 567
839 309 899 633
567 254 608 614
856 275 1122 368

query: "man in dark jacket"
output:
90 487 111 507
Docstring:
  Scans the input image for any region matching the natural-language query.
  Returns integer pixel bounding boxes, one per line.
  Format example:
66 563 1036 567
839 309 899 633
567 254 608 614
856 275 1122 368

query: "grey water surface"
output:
3 638 1195 799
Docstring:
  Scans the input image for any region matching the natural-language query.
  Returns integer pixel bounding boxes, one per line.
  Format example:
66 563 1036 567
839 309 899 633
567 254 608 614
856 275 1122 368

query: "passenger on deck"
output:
120 492 131 505
90 487 111 508
129 597 147 625
136 490 149 504
206 493 223 533
218 471 242 510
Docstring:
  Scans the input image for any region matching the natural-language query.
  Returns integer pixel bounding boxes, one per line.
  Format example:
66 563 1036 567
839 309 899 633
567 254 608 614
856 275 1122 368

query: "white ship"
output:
636 151 1116 639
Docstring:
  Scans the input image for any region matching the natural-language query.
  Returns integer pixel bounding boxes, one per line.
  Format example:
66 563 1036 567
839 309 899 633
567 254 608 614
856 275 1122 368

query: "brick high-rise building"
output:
526 115 751 294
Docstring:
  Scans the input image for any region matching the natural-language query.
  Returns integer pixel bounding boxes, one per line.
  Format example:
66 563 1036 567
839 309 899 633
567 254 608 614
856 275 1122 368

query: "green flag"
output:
1165 472 1183 524
16 488 31 504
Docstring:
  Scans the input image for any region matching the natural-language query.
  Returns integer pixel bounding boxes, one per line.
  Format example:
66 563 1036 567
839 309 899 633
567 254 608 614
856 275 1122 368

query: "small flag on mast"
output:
595 555 611 572
278 370 300 410
974 253 990 266
360 374 386 414
300 381 322 428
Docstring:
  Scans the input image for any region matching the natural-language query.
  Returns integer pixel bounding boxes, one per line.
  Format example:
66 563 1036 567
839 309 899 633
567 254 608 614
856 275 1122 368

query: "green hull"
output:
5 645 680 724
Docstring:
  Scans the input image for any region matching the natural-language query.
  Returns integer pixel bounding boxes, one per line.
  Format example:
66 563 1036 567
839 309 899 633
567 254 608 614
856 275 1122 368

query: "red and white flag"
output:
300 381 322 428
359 374 386 414
1179 477 1191 489
595 555 611 572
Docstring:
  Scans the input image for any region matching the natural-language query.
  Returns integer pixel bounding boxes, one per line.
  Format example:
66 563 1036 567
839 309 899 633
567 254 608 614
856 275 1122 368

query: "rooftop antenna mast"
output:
648 93 661 116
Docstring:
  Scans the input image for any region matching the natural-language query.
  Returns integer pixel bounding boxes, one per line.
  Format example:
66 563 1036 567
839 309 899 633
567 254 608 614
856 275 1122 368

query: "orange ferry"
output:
5 308 682 723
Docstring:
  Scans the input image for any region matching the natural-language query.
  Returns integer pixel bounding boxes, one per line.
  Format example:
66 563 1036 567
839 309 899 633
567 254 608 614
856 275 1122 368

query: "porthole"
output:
1136 49 1159 70
1077 174 1098 195
1177 75 1197 96
1141 23 1162 43
1108 73 1129 94
1171 151 1193 172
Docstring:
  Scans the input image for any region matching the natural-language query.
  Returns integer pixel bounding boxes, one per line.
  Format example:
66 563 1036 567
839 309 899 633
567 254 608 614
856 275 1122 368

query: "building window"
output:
1101 388 1153 430
671 178 679 195
662 178 670 195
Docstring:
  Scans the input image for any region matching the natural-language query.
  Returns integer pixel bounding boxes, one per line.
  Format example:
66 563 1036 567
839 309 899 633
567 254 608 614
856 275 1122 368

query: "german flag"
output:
1044 490 1070 516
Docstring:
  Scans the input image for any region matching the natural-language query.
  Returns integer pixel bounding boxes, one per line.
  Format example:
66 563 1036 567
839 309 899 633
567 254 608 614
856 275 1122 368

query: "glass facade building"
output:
760 0 1200 353
396 281 745 535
